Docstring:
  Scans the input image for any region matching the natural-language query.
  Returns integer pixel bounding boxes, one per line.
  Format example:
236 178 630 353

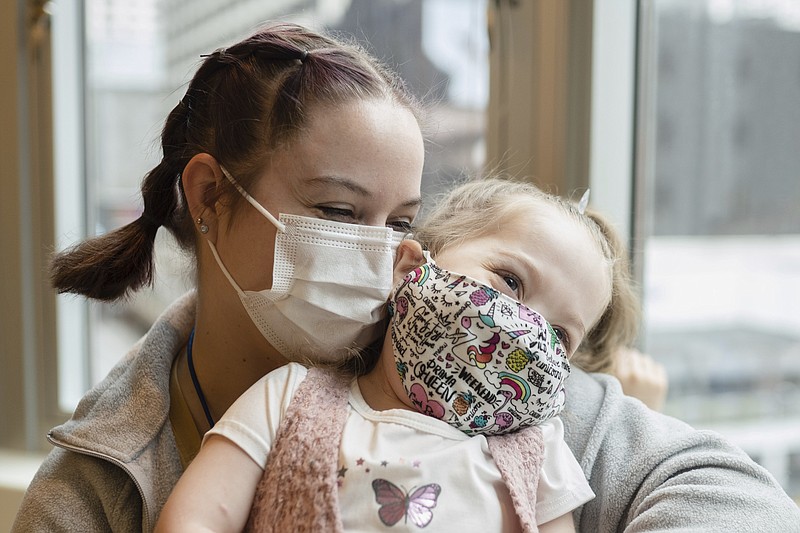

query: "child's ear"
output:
393 239 425 285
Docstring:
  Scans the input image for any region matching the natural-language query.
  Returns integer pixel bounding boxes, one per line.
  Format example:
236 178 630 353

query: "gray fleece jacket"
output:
13 291 800 532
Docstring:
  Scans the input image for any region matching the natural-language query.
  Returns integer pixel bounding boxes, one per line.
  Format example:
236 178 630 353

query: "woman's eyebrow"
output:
307 175 423 209
400 196 424 209
307 175 372 196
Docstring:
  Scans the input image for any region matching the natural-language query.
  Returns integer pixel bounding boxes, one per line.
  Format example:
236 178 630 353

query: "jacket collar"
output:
48 290 196 463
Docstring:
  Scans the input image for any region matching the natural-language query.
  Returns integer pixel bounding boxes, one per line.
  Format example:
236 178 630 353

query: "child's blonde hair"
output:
413 177 640 372
572 208 641 372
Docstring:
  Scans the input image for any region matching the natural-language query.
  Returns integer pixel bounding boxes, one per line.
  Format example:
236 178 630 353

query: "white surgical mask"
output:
390 261 570 436
208 167 405 362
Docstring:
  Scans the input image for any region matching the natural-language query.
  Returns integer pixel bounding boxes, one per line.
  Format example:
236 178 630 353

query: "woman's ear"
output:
393 239 425 285
181 153 225 243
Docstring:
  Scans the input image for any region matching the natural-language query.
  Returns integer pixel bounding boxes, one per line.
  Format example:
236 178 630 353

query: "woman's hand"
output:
610 347 668 411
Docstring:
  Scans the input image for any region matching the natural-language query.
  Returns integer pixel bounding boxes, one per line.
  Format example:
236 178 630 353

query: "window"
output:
17 0 799 504
637 0 800 499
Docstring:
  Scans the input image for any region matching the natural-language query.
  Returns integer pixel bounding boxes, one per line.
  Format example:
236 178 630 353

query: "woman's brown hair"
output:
50 22 421 301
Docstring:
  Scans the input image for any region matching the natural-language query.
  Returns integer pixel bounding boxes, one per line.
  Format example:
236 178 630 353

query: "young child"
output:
156 177 620 533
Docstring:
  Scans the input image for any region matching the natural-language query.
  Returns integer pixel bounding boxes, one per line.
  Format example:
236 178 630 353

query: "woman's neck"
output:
185 291 287 426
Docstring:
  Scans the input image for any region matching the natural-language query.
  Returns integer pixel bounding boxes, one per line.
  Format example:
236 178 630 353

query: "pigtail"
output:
50 187 161 301
50 102 190 301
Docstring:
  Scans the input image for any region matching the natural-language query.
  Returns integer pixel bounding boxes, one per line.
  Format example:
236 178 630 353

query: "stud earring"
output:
196 217 209 234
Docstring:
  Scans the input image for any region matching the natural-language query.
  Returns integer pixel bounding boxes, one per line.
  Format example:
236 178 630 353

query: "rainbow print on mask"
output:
389 261 570 436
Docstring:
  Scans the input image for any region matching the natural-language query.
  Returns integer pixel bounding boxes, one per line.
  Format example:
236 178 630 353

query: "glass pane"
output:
66 0 488 406
53 0 90 411
640 0 800 500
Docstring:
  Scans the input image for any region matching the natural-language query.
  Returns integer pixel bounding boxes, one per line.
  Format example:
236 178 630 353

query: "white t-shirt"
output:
206 363 594 531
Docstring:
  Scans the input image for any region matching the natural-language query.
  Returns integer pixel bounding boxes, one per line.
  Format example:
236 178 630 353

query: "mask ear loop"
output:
206 241 246 297
219 166 287 233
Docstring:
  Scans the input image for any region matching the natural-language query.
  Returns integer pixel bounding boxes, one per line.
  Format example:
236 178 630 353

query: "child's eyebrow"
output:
567 313 587 340
493 250 541 292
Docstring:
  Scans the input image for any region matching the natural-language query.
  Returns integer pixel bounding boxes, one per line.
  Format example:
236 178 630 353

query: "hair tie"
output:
577 189 590 215
200 49 224 60
140 210 161 228
179 96 192 128
298 49 309 62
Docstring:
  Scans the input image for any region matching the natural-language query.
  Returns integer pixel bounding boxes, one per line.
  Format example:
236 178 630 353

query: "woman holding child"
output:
13 21 799 533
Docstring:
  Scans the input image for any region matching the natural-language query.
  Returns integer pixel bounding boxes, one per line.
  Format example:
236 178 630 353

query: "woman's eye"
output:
388 220 412 232
317 206 355 221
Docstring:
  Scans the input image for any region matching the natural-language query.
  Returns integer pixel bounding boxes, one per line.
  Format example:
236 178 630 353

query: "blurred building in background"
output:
653 10 800 236
643 1 800 497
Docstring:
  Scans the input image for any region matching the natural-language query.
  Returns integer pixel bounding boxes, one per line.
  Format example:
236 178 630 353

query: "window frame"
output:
1 0 66 452
486 0 639 242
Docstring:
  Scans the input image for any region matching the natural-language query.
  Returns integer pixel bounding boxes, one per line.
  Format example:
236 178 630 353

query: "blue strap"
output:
187 328 215 428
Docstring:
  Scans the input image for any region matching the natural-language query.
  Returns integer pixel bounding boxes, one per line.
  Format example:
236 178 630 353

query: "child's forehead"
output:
482 199 608 270
491 197 573 230
436 195 584 257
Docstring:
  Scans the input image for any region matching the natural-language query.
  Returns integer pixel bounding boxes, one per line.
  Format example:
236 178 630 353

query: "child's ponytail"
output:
571 209 641 373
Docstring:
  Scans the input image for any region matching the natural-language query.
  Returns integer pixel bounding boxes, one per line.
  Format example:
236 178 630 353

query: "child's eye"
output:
494 271 521 297
502 275 519 293
487 264 522 299
553 327 571 351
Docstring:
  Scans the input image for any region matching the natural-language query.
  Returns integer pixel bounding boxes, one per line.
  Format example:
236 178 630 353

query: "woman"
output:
15 22 425 532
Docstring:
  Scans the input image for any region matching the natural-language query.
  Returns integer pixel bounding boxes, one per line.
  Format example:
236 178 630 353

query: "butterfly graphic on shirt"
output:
371 478 442 528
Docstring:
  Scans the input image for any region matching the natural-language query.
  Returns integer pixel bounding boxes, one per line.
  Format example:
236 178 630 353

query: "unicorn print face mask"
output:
389 261 570 436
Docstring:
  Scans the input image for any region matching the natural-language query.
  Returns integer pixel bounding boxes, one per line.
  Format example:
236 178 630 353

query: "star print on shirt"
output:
381 460 388 467
356 458 365 466
338 466 348 478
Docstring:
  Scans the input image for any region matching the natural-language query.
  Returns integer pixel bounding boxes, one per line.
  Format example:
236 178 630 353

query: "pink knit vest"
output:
246 367 544 532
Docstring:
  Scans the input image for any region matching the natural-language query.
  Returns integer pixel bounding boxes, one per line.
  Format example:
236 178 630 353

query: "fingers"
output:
611 347 669 412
